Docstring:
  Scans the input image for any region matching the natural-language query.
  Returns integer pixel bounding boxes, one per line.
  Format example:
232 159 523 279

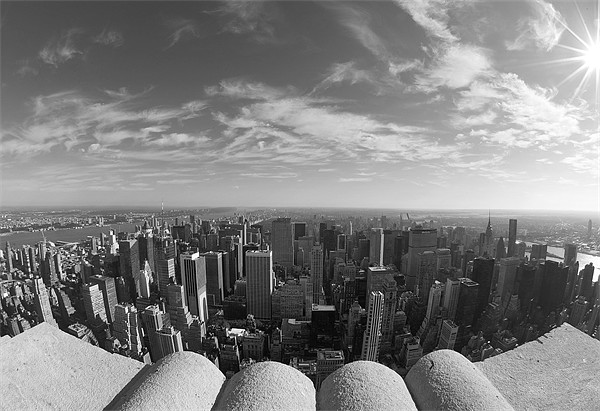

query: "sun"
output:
583 42 600 70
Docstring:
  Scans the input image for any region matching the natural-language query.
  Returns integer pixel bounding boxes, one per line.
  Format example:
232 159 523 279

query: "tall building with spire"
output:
483 213 494 257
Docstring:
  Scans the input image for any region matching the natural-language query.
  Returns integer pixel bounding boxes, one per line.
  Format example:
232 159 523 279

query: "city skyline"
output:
1 1 599 211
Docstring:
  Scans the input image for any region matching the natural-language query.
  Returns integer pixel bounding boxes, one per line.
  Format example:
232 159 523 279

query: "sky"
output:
1 1 599 211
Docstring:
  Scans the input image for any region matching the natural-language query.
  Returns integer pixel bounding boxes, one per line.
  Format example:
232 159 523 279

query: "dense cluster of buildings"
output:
0 212 598 382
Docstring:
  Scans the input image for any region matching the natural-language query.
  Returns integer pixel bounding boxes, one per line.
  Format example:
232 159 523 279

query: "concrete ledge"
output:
478 323 600 410
108 351 225 410
317 361 417 411
214 361 315 411
406 350 513 411
0 323 144 411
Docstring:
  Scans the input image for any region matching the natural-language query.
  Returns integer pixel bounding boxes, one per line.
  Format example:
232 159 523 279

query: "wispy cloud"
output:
311 62 375 93
164 18 202 49
39 28 84 66
339 177 372 183
414 44 492 92
216 1 280 44
93 28 124 47
506 0 564 51
395 0 458 42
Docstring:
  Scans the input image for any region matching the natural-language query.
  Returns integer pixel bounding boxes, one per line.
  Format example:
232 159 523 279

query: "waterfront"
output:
0 224 137 248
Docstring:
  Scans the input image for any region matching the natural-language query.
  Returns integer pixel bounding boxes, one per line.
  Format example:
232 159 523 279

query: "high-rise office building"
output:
416 250 437 301
298 236 315 268
576 263 595 302
369 228 384 266
140 305 171 362
119 239 140 302
531 243 547 261
156 326 183 360
311 246 324 304
470 258 494 323
32 277 57 327
156 258 175 300
200 252 224 306
113 304 143 355
292 222 307 240
497 257 520 303
137 234 155 280
380 278 398 354
361 291 384 361
246 250 274 321
271 218 294 268
443 278 461 321
507 219 517 257
437 319 459 350
564 243 578 267
569 296 588 326
88 275 118 323
180 252 208 323
538 261 568 315
406 228 437 290
82 283 108 323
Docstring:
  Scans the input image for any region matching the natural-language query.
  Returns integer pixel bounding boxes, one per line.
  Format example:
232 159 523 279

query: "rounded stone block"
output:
317 361 417 411
116 351 225 410
405 349 513 411
214 361 315 410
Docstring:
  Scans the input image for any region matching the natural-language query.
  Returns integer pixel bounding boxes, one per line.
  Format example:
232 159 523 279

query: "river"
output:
0 223 137 248
526 242 599 281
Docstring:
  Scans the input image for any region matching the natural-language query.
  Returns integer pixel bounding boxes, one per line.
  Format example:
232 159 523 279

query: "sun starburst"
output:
553 1 600 101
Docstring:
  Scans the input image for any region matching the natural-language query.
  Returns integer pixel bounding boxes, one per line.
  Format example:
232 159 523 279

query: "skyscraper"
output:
180 252 208 323
82 283 108 323
361 291 384 361
271 218 294 268
311 246 324 304
89 275 118 324
497 257 520 303
443 278 461 321
156 326 183 360
406 228 437 290
113 304 143 355
32 277 57 327
437 319 459 350
140 305 171 362
507 219 517 257
564 243 578 267
416 251 436 300
200 251 224 306
369 228 384 266
246 250 274 321
470 258 495 322
119 239 140 302
156 258 175 300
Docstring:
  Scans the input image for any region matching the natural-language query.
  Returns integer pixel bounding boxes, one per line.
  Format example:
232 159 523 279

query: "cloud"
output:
506 0 564 51
147 133 210 147
93 28 124 47
208 79 461 166
1 89 211 158
311 62 375 93
317 168 336 172
414 44 492 91
241 172 298 179
205 79 290 100
39 28 84 66
164 18 202 49
216 1 279 44
395 0 459 42
339 177 372 182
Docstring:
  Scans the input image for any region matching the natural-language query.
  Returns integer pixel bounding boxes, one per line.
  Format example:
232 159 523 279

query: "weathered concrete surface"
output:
478 324 600 411
0 323 145 410
109 351 225 410
214 361 315 410
406 349 513 411
318 361 418 411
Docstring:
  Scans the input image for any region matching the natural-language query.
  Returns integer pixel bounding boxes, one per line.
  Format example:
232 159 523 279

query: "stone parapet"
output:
1 322 599 410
